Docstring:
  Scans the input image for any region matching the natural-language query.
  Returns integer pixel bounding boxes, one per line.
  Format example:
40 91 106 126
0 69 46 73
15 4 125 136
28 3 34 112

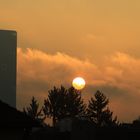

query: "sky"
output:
1 0 140 122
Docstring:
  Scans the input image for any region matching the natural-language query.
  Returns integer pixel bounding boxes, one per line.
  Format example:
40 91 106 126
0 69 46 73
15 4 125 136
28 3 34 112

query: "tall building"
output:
0 30 17 108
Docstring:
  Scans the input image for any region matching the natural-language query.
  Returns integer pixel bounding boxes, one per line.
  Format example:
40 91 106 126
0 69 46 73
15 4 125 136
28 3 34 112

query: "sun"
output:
72 77 86 90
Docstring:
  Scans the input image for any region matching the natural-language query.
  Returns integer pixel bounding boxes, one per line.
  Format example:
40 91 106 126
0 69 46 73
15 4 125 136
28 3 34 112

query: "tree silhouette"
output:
132 116 140 128
43 86 67 126
66 87 86 118
23 97 45 124
87 90 117 127
43 86 86 126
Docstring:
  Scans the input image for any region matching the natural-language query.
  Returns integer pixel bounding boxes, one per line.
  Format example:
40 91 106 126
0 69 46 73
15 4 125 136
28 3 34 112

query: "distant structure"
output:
0 30 17 108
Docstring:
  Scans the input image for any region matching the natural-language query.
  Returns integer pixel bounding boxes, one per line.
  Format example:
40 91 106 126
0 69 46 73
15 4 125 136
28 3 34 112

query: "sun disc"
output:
72 77 86 90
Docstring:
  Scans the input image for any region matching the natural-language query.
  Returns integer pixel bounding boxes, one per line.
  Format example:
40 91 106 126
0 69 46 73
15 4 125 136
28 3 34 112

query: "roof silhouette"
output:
0 100 39 128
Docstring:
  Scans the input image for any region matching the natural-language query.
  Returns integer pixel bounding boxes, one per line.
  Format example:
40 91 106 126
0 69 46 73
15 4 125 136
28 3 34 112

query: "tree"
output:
87 90 117 127
66 87 86 118
132 116 140 128
43 86 67 126
23 97 45 124
43 86 86 126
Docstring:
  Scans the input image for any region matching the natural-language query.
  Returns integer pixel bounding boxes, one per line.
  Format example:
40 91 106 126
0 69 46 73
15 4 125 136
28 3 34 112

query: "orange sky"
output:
1 0 140 122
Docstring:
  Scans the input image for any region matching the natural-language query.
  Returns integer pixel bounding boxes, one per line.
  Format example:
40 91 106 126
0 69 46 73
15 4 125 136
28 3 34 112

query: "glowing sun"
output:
72 77 86 90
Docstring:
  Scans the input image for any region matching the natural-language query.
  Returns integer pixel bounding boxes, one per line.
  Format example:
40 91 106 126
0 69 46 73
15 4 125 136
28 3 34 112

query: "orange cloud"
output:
17 48 140 122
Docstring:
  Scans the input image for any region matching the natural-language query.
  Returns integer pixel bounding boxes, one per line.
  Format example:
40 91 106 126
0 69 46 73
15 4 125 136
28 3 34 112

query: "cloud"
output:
17 48 99 108
17 48 140 122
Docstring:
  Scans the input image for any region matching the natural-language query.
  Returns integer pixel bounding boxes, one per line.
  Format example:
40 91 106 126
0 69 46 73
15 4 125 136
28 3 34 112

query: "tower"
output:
0 30 17 108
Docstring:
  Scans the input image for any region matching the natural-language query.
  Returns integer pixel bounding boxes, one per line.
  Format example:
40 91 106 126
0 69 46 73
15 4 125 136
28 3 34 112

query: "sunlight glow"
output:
72 77 86 90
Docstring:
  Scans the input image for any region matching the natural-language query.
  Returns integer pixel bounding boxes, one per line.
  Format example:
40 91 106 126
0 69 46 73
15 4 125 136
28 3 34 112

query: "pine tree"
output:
23 97 45 124
43 86 86 126
87 90 117 127
66 87 86 118
43 86 67 126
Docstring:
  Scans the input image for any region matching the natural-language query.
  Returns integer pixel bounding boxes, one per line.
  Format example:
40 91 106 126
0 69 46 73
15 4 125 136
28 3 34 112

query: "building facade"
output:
0 30 17 107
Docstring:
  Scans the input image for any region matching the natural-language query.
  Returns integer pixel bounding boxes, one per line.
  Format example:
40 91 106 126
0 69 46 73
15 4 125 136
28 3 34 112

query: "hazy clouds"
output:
17 48 140 122
1 0 140 123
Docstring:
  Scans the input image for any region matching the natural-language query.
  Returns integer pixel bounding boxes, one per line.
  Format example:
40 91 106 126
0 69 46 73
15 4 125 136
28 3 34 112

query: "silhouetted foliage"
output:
132 116 140 128
87 90 117 127
43 86 86 126
66 87 86 118
43 86 67 126
23 97 45 124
